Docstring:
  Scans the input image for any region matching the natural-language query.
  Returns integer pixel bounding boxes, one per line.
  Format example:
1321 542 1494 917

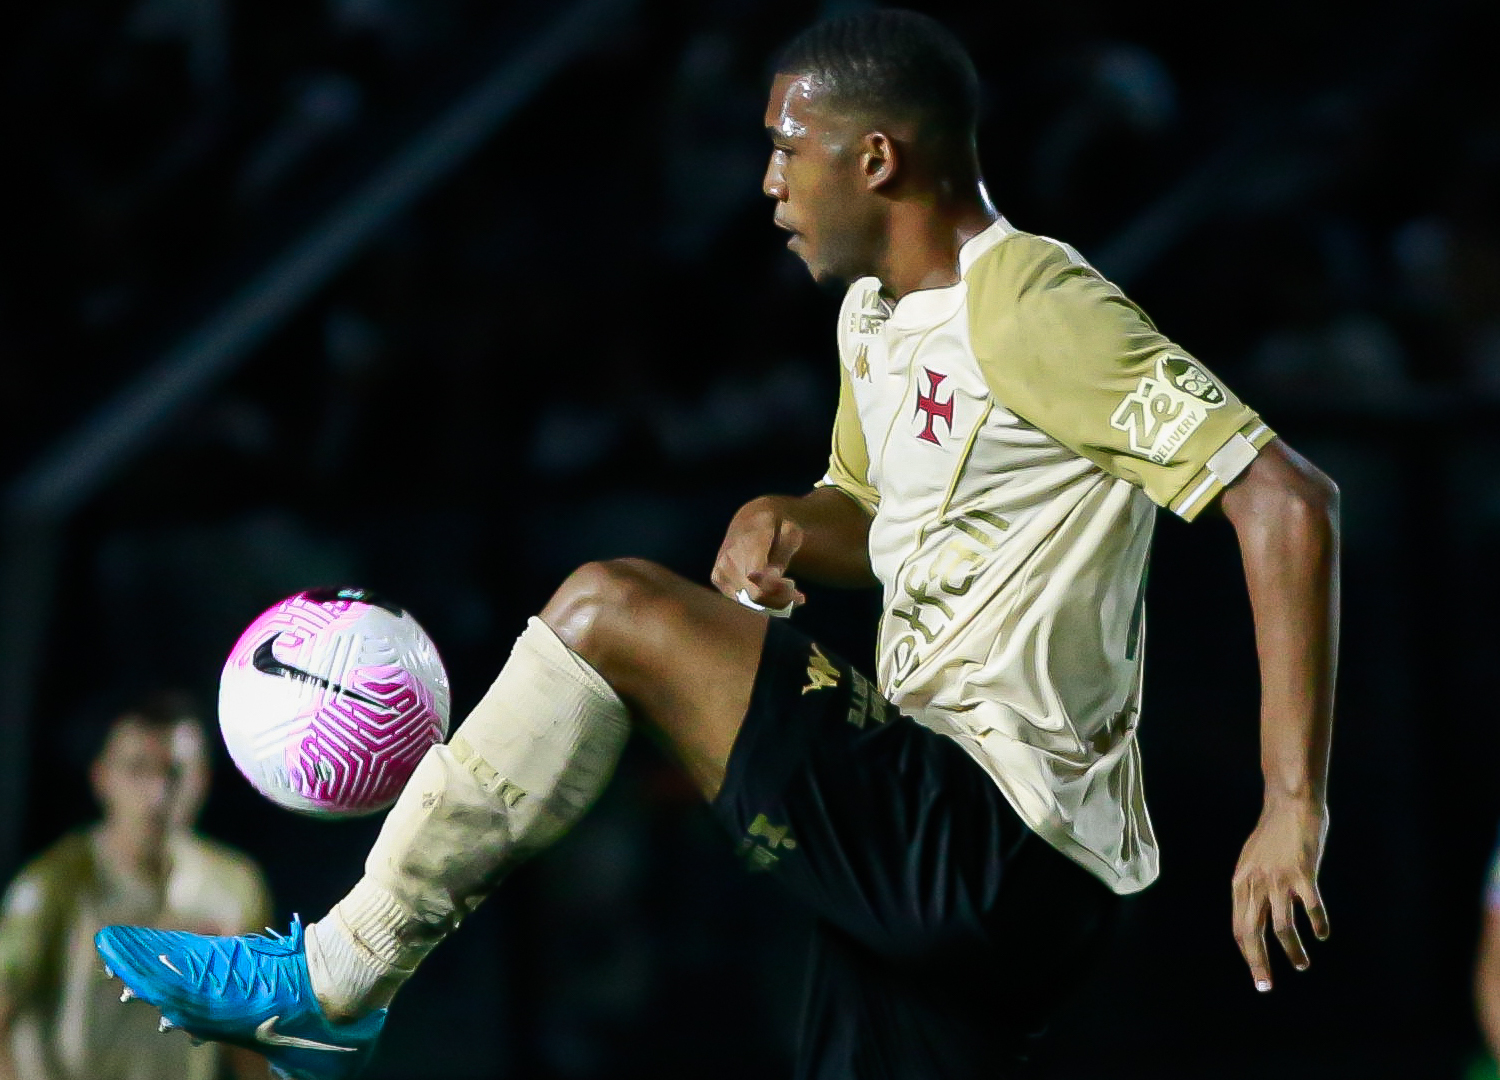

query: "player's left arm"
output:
1218 439 1339 992
966 238 1338 991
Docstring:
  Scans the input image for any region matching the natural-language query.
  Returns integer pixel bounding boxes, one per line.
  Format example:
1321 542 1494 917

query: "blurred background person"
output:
0 692 272 1080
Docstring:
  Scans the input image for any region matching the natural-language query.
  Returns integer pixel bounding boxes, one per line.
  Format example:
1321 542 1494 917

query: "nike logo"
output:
255 1016 358 1053
252 635 386 709
157 954 184 977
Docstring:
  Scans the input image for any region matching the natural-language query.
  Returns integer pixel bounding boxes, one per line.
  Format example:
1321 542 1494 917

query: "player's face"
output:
93 722 182 836
763 72 884 285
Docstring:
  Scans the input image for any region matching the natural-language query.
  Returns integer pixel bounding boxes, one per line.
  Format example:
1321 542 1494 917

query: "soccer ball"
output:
218 586 451 818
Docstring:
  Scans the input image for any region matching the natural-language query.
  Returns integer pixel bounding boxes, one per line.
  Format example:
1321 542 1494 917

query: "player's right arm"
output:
713 486 876 608
713 363 878 608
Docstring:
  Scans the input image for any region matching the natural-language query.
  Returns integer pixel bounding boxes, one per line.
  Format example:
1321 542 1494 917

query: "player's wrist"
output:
1260 785 1328 816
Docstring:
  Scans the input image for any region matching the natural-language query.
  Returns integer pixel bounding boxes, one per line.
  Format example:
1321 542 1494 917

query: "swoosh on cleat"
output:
158 954 184 977
255 1017 358 1053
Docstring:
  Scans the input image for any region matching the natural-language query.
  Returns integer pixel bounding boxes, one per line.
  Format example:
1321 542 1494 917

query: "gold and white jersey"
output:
819 218 1273 894
0 828 273 1080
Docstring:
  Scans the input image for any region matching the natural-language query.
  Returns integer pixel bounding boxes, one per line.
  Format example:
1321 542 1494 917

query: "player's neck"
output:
97 820 171 885
877 179 998 301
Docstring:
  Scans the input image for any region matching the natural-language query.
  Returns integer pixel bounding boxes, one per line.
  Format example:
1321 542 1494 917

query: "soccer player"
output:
93 10 1339 1079
0 694 273 1080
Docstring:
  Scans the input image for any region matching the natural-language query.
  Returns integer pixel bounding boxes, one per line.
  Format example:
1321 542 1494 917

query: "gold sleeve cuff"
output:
814 474 880 516
1167 419 1276 521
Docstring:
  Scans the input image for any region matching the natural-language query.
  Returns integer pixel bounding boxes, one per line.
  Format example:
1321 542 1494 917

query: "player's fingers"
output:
746 568 805 608
709 561 739 597
714 504 784 594
766 518 805 575
1296 878 1331 941
1270 885 1309 971
1232 888 1274 992
711 561 758 601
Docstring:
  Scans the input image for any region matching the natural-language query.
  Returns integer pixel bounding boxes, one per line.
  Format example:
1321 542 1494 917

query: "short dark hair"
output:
118 688 200 729
88 687 201 763
775 8 980 154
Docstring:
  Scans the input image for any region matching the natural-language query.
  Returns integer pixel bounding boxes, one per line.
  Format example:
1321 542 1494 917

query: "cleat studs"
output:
120 988 135 1003
159 1016 175 1033
103 965 114 980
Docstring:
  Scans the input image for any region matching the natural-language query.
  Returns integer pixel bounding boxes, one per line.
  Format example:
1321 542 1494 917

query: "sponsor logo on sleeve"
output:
1109 355 1226 464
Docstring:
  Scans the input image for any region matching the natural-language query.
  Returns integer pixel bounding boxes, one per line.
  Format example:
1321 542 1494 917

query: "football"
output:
218 586 451 818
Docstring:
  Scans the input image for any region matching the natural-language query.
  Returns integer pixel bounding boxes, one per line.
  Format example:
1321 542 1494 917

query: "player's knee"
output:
542 558 672 664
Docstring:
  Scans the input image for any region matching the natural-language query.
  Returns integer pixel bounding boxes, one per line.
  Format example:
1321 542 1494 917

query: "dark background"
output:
3 0 1498 1077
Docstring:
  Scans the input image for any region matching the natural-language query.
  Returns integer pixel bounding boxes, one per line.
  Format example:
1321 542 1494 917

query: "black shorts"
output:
711 619 1121 1080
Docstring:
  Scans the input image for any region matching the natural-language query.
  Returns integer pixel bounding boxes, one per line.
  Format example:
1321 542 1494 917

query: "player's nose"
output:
763 155 787 202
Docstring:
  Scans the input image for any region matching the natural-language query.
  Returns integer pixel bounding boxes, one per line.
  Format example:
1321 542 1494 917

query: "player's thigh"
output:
540 557 769 800
710 618 1040 958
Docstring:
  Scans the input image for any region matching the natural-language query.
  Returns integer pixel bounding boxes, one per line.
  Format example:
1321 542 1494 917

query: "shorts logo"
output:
1109 355 1226 465
844 669 890 730
802 644 840 694
740 812 796 871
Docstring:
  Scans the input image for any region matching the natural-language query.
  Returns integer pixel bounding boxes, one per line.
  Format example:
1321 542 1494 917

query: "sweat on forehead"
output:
769 71 882 141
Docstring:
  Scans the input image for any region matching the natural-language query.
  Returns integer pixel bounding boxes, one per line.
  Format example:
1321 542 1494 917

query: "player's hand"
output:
1231 794 1330 992
712 496 807 612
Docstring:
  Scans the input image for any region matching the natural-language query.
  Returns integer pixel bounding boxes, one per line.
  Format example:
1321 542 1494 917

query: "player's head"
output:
764 8 981 284
90 692 195 838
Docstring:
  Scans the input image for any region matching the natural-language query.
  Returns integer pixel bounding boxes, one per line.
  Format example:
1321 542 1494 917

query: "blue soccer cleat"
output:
94 915 385 1080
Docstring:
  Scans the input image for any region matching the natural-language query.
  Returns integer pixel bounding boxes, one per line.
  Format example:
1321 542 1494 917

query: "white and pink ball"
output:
218 587 451 818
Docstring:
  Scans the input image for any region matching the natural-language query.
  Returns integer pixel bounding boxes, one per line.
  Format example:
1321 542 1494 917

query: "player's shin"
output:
305 616 630 1021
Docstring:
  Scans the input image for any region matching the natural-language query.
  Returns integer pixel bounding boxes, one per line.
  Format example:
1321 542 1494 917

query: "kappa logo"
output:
802 643 840 694
1109 355 1226 465
852 343 871 381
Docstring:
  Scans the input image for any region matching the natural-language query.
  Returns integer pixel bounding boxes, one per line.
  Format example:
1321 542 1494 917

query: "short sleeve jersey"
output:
0 827 273 1080
819 219 1273 894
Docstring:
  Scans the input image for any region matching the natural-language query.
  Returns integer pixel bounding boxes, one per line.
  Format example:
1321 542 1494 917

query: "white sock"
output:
306 880 413 1020
304 617 629 1020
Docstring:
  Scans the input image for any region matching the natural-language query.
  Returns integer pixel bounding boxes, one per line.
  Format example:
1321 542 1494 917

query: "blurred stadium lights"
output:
0 0 635 877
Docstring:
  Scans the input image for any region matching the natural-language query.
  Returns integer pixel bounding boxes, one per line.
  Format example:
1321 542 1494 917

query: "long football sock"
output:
306 616 630 1020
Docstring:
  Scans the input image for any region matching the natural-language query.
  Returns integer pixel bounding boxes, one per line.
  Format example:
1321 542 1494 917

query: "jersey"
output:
819 217 1273 894
0 827 273 1080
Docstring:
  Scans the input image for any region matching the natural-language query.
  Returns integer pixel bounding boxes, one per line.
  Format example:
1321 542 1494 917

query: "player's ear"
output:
861 132 898 191
88 758 108 807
